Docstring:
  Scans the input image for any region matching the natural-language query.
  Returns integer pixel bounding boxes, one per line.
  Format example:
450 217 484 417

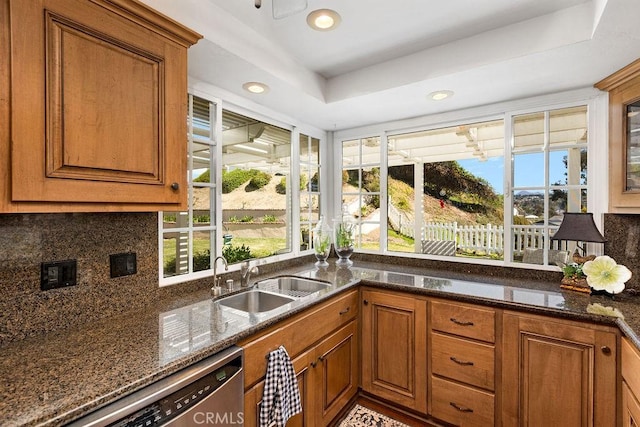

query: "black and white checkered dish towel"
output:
259 345 302 427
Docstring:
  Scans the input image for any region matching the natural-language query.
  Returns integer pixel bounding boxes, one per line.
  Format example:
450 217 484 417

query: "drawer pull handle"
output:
450 317 474 326
450 356 474 366
450 402 474 413
339 307 350 315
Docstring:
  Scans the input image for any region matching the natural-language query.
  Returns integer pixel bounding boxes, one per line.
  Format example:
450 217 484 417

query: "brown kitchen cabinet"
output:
244 347 314 427
622 338 640 427
428 299 498 426
240 290 359 426
244 321 358 427
360 288 428 414
502 311 618 427
2 0 201 212
596 58 640 212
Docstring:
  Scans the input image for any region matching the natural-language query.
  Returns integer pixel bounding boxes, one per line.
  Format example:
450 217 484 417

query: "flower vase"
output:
334 206 355 266
313 216 332 267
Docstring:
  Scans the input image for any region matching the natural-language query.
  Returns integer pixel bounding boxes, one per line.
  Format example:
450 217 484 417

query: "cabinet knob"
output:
311 361 317 368
363 299 369 306
170 182 180 191
601 346 612 355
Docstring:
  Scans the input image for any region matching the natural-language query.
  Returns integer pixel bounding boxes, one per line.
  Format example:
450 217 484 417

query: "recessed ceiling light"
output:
428 90 454 101
307 9 341 31
242 82 269 94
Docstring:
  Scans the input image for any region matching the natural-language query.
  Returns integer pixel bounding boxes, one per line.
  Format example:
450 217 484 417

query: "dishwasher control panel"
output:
109 359 242 427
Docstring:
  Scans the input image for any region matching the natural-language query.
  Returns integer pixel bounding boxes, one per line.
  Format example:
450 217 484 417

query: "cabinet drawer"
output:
431 376 494 427
431 300 495 343
431 332 495 391
240 289 359 388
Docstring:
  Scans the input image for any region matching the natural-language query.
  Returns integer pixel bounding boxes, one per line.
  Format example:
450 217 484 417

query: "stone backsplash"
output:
0 212 312 345
0 212 637 345
604 214 640 290
0 212 163 344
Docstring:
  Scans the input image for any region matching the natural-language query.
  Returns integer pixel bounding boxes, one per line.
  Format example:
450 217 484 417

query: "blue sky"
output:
458 151 569 195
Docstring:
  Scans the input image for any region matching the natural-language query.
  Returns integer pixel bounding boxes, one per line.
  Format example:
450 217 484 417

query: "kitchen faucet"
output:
240 260 259 287
213 256 228 289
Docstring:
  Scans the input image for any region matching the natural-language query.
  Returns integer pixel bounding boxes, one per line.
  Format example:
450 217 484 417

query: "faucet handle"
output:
240 260 249 274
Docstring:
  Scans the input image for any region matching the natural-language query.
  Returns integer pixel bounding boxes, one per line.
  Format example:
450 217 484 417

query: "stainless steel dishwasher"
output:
68 346 243 427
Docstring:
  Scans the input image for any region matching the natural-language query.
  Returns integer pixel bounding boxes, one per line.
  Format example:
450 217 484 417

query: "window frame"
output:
333 89 606 270
159 93 222 287
159 91 327 285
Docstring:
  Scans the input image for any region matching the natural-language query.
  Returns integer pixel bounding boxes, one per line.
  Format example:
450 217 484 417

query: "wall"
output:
604 214 640 290
0 213 164 344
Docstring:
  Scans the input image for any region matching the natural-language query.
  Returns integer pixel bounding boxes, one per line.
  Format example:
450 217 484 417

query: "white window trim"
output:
160 86 328 285
332 88 607 270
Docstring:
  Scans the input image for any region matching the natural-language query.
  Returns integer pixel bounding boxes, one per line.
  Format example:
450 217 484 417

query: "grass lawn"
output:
228 237 288 259
359 229 414 252
163 236 289 266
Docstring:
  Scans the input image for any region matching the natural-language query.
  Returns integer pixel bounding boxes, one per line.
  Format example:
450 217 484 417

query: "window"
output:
221 109 292 262
341 137 382 250
299 134 321 251
160 94 219 284
160 95 324 284
386 119 505 258
336 103 591 269
510 106 588 266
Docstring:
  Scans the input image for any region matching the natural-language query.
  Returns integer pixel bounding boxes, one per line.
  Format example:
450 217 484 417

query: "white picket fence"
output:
421 222 555 255
388 202 415 238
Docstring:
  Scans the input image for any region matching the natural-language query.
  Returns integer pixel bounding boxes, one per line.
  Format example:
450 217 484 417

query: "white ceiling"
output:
142 0 640 131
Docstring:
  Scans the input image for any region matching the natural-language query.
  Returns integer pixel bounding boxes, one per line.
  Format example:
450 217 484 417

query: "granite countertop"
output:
2 260 640 426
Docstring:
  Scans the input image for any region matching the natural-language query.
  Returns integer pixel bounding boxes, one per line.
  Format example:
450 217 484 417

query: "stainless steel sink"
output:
218 290 295 313
256 276 331 298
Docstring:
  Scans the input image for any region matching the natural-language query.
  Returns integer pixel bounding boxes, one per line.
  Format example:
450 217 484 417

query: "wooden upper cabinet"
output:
595 58 640 212
3 0 201 212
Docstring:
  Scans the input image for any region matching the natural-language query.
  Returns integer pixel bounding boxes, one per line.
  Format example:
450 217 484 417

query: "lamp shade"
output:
551 212 606 243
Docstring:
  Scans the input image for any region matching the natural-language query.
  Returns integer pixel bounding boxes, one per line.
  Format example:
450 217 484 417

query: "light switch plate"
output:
41 260 77 291
110 252 137 278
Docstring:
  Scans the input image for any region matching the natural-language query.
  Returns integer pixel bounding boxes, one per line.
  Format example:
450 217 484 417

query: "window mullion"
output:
543 110 550 265
380 132 388 253
504 112 514 265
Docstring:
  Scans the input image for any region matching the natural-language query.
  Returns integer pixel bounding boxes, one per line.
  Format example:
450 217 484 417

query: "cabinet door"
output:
502 312 617 427
361 289 427 413
8 0 197 209
624 382 640 427
244 349 314 427
313 320 359 426
595 58 640 211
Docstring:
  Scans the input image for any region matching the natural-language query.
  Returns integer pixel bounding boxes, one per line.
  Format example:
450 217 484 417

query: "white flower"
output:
582 255 632 294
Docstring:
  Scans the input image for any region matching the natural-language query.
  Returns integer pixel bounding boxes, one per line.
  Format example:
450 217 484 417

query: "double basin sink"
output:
217 276 331 313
